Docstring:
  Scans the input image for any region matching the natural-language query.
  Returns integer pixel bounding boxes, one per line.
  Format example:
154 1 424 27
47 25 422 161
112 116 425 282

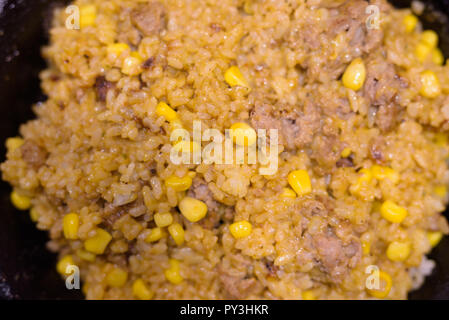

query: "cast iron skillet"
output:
0 0 449 300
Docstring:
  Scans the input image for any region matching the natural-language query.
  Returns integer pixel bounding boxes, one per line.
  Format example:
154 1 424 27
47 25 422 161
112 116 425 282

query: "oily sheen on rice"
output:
2 0 449 299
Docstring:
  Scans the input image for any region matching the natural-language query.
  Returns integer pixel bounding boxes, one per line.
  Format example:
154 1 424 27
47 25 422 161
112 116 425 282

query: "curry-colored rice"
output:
2 0 449 299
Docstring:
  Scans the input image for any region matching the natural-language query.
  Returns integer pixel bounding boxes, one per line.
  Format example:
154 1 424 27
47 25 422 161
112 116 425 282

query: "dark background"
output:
0 0 449 299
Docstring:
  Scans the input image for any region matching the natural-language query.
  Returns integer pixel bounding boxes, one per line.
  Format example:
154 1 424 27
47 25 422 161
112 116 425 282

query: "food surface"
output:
2 0 449 299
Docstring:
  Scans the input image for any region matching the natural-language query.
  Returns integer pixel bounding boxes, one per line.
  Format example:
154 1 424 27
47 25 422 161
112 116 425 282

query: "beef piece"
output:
218 269 262 299
95 76 115 102
187 178 219 212
336 157 354 168
375 103 401 132
20 141 47 169
299 199 329 217
103 206 127 229
328 0 384 54
187 177 229 229
249 102 321 150
312 233 362 282
265 260 279 277
102 198 145 228
315 194 336 213
310 134 340 169
369 136 386 163
286 0 386 83
131 2 166 37
363 57 408 131
142 57 155 69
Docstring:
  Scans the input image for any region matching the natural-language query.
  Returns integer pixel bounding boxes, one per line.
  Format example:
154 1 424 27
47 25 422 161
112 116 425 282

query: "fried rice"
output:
2 0 449 299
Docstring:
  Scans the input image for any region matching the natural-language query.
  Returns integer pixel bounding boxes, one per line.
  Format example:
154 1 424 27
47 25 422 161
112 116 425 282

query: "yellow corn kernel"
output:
432 48 444 65
427 231 443 247
350 168 373 197
419 70 441 99
10 191 31 210
302 290 316 300
366 271 392 299
164 259 183 284
386 241 411 262
169 118 184 133
403 14 418 33
362 240 371 255
132 279 154 300
168 223 185 246
357 168 373 182
434 132 448 147
106 267 128 288
342 58 366 91
415 42 432 62
154 212 173 228
122 55 143 76
145 227 164 243
421 30 438 48
179 197 208 222
288 170 312 197
84 228 112 254
371 165 400 184
380 200 408 224
29 208 39 222
224 66 249 88
80 5 97 28
280 187 296 199
156 101 178 122
165 175 192 192
130 51 143 60
434 185 447 197
187 171 196 178
341 147 352 158
107 43 130 57
56 255 75 276
76 249 96 262
63 213 79 240
172 140 201 153
229 220 252 239
229 122 257 147
6 137 24 152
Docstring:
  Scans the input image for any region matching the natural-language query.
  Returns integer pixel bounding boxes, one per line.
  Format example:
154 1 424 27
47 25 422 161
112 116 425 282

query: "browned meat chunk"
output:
20 141 47 169
364 58 401 105
310 134 340 170
363 57 408 131
218 269 262 299
250 102 320 150
287 0 386 82
186 177 233 229
102 198 146 228
299 198 330 217
95 76 115 102
131 2 166 37
313 233 361 282
265 260 279 277
187 178 219 212
336 157 354 168
369 136 386 163
103 207 127 229
328 0 384 54
375 103 402 132
142 57 155 69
